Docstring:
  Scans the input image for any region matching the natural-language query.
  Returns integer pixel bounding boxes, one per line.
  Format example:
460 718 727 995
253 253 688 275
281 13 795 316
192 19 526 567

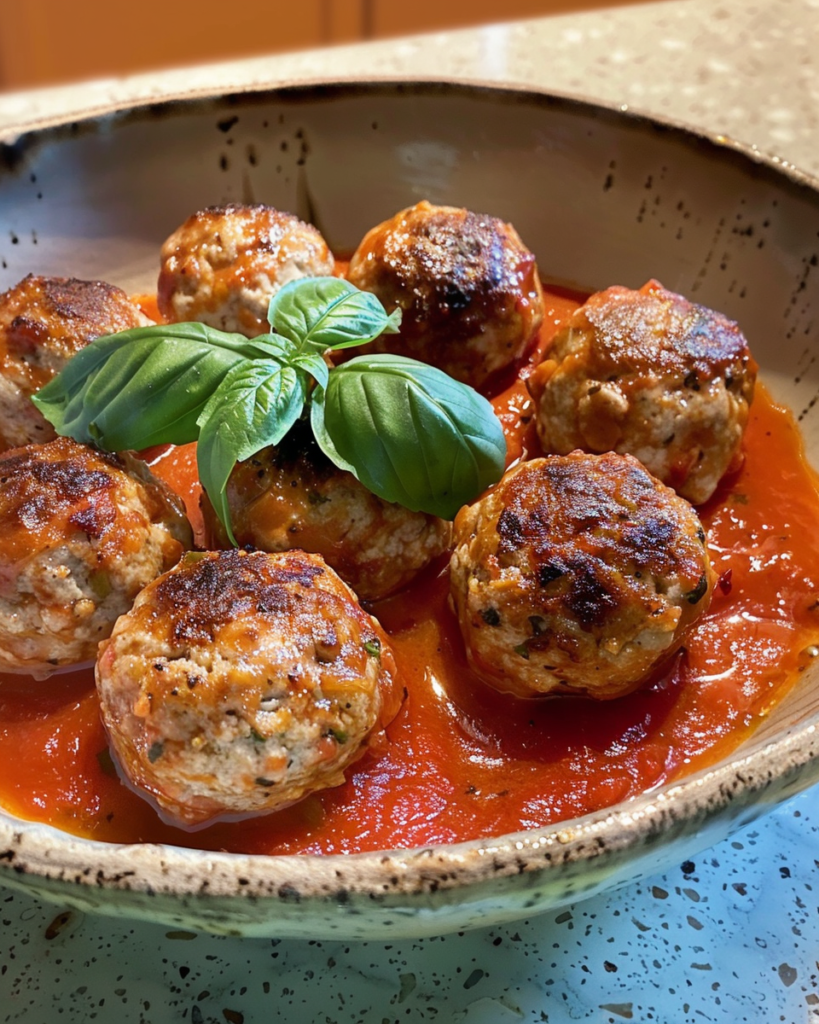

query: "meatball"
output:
96 548 404 829
528 280 757 504
345 200 544 389
202 420 452 601
0 437 192 678
449 451 715 699
0 274 152 452
157 203 335 336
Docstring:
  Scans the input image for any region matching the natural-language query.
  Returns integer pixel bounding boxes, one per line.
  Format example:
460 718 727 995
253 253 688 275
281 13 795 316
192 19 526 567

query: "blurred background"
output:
0 0 657 91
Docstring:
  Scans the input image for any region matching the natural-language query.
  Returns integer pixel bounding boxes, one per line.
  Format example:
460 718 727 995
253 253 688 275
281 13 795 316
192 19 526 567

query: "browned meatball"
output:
449 451 715 699
202 421 451 601
528 280 757 504
0 437 192 678
157 203 335 337
96 548 404 829
345 201 544 389
0 275 152 452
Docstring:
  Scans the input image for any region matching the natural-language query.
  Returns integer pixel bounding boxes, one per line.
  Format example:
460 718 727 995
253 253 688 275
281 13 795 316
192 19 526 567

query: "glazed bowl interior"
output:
3 80 819 940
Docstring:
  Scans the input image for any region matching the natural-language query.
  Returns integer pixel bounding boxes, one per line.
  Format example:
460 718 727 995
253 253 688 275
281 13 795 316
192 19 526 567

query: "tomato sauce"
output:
2 286 819 854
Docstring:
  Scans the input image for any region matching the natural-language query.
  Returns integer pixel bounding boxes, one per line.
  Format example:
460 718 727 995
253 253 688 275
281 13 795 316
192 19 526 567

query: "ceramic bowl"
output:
2 80 819 940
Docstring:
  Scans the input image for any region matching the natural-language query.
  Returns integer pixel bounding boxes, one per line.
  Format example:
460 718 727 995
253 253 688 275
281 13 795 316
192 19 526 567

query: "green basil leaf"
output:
268 276 401 352
311 354 506 520
32 323 270 451
310 387 358 476
250 333 298 363
197 361 308 545
291 352 330 390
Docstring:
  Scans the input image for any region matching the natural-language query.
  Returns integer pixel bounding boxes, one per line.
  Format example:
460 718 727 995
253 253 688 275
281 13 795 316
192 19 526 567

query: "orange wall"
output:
0 0 657 90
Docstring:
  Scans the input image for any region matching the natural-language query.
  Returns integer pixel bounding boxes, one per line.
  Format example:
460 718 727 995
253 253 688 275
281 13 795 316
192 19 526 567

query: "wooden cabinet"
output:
368 0 648 36
0 1 355 89
0 0 653 90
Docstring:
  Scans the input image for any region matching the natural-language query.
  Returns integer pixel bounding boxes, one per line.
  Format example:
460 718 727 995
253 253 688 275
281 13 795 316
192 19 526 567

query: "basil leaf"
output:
250 333 298 363
291 351 330 390
268 277 401 352
31 280 506 533
311 354 506 520
197 361 308 544
32 323 269 451
310 390 358 475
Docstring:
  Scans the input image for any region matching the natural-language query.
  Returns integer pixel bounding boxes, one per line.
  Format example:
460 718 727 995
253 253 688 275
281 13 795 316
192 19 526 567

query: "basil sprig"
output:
32 277 507 542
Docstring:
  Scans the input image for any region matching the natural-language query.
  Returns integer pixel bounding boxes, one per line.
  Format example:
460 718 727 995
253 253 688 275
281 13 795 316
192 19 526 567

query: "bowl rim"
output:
2 75 819 903
3 74 818 191
4 709 819 899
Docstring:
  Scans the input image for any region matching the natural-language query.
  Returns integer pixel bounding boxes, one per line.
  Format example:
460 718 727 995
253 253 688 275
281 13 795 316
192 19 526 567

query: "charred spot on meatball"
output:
95 548 404 829
449 451 716 699
0 436 192 677
345 200 544 390
528 280 757 504
157 203 335 337
201 418 452 601
156 545 325 644
0 275 153 452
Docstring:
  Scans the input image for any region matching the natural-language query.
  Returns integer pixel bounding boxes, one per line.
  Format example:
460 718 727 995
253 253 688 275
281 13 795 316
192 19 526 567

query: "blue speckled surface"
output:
4 787 819 1021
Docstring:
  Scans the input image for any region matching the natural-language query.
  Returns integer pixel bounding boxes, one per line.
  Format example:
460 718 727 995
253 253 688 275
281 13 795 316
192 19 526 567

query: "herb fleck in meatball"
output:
157 203 335 337
0 437 192 678
202 420 451 601
345 201 544 389
96 549 404 829
528 280 757 504
449 451 715 699
0 275 153 452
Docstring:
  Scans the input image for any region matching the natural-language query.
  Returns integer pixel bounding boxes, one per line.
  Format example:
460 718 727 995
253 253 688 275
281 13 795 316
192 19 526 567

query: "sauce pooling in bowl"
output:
1 285 818 854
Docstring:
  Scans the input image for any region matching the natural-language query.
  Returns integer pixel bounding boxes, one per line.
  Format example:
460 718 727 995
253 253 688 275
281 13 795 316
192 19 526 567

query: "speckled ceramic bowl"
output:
2 80 819 940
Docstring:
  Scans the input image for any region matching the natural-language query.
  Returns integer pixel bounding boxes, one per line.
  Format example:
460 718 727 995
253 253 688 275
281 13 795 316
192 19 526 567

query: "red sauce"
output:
2 286 819 854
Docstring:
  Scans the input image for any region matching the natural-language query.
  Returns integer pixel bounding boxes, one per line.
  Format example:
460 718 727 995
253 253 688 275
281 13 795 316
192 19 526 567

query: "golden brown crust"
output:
152 546 327 645
450 452 715 698
565 280 751 382
0 275 151 451
1 275 149 379
0 437 187 570
157 203 335 337
493 452 708 625
529 281 757 504
96 549 404 828
346 201 544 388
0 437 192 675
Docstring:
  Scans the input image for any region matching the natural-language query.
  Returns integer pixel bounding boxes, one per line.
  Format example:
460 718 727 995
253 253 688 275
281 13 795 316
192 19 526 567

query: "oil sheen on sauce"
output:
1 286 819 855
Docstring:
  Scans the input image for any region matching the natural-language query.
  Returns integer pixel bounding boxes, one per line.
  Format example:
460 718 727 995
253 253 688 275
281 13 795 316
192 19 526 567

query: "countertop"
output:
3 0 819 181
3 1 819 1020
